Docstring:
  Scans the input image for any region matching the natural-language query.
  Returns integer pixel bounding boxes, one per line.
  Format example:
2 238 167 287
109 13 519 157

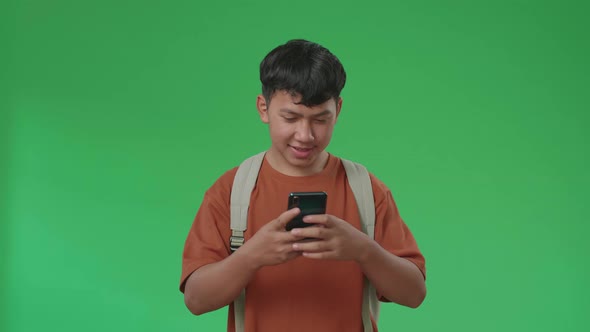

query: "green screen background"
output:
2 0 589 331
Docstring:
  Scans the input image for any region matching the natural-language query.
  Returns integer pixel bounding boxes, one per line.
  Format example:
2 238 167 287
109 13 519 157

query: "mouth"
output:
289 145 314 152
289 145 315 158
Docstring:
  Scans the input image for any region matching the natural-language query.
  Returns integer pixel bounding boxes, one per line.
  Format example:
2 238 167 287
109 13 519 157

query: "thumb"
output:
276 207 300 229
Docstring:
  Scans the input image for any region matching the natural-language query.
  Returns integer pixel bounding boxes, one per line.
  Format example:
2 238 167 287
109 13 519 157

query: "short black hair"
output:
260 39 346 107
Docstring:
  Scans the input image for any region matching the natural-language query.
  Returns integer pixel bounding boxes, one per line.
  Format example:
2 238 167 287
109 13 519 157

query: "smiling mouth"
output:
290 145 314 151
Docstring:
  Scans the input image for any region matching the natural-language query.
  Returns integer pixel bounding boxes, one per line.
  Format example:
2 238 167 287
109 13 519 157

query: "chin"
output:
281 153 312 165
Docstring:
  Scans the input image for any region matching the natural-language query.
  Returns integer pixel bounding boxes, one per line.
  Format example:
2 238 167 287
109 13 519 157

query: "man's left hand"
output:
290 214 372 262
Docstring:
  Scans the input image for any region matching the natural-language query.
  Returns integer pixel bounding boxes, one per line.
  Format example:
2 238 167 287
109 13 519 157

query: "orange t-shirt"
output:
180 154 426 332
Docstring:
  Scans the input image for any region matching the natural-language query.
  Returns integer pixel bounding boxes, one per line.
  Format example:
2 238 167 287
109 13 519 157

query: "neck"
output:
265 150 329 177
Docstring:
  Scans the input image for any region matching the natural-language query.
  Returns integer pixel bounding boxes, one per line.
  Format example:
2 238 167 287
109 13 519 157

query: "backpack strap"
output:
230 151 266 332
341 159 379 332
230 151 266 252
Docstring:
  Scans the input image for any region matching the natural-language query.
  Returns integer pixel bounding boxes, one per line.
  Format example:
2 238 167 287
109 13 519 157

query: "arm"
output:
292 218 426 308
183 249 260 315
356 237 426 308
183 208 303 315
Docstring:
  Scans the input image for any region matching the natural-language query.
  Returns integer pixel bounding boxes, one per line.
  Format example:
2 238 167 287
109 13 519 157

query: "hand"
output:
290 214 371 261
238 208 306 268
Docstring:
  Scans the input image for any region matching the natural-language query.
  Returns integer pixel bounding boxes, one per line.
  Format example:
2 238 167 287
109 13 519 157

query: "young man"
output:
180 39 426 331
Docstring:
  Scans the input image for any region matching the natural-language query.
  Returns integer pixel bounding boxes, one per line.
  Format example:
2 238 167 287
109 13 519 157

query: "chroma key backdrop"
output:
2 0 588 331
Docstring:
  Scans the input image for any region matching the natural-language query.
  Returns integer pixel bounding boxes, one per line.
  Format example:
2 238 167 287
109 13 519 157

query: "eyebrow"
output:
279 109 333 117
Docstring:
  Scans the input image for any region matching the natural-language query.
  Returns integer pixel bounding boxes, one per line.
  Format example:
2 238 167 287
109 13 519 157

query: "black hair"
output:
260 39 346 107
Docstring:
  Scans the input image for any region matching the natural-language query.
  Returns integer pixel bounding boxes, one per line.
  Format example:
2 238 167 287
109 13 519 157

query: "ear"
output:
257 94 270 124
335 97 343 121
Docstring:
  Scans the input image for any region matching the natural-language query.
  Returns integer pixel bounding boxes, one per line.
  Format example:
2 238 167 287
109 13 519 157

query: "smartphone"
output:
285 192 328 231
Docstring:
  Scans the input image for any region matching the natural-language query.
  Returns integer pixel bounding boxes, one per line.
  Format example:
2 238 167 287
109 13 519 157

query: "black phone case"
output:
286 192 327 231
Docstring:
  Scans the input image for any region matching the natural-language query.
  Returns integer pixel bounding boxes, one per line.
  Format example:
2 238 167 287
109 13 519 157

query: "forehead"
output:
269 90 337 114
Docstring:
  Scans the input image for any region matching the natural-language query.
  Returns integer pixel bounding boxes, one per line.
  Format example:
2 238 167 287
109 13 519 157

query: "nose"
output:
294 120 315 143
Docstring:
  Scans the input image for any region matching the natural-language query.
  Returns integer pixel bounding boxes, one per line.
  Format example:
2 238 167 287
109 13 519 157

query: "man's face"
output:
257 90 342 176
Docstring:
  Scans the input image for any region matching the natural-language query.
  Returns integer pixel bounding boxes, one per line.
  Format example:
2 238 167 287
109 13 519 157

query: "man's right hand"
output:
184 207 305 315
236 207 305 268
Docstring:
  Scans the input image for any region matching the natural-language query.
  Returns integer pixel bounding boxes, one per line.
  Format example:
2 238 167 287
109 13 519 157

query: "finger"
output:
301 251 333 260
302 214 332 226
292 240 329 253
286 251 302 260
276 207 301 229
278 230 308 243
291 226 327 239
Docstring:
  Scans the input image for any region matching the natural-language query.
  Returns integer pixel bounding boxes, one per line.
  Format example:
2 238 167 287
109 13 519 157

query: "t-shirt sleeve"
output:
371 174 426 280
179 170 235 293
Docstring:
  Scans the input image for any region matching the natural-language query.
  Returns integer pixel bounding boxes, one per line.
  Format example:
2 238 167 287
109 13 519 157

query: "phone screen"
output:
286 192 327 231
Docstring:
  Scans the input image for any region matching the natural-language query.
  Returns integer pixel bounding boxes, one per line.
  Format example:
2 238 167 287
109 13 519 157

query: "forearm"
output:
358 240 426 308
184 250 259 315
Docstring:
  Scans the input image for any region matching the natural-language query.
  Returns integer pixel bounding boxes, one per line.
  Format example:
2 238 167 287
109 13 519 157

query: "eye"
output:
314 119 328 124
283 117 297 122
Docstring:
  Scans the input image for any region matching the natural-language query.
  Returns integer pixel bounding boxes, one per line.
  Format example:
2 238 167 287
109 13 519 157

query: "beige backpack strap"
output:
342 159 379 332
230 151 266 332
230 151 266 252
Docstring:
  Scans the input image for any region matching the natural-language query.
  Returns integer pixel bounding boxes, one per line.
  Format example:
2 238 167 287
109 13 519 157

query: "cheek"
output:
269 122 292 139
314 124 334 140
